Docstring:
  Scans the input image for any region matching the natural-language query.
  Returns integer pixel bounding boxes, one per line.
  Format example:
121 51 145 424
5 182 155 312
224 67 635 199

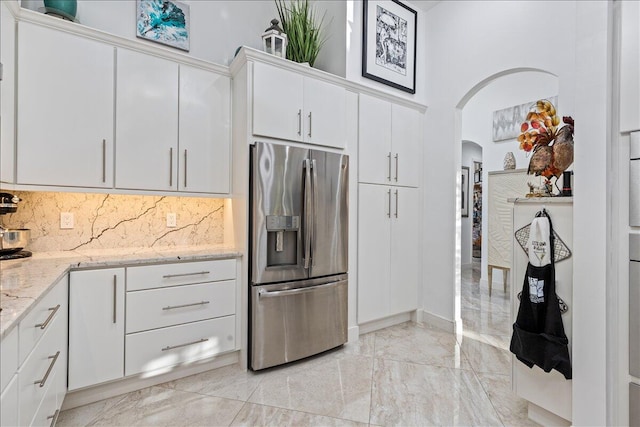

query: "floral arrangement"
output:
517 99 574 181
518 100 560 152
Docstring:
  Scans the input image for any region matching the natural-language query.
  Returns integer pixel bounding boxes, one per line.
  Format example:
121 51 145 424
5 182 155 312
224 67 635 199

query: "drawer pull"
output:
162 271 210 279
34 351 60 388
161 338 208 352
47 409 60 427
35 305 61 330
162 300 210 310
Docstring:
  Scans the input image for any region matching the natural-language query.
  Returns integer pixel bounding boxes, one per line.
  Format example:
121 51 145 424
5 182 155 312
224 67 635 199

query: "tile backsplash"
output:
2 191 225 252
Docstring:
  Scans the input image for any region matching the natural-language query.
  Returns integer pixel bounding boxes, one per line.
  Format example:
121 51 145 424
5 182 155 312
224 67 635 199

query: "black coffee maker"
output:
0 192 32 260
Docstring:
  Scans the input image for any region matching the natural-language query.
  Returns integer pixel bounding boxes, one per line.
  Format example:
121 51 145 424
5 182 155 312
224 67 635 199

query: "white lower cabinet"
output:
11 276 68 427
125 315 236 376
126 280 235 333
68 268 125 391
125 259 237 376
0 375 18 427
67 259 238 390
30 370 59 427
357 184 420 323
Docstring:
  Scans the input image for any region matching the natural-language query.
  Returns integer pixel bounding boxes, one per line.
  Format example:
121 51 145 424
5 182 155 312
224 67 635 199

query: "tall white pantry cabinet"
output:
357 93 424 325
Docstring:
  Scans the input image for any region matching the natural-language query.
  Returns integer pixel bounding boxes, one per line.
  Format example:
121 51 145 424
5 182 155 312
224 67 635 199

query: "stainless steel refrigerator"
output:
249 141 348 371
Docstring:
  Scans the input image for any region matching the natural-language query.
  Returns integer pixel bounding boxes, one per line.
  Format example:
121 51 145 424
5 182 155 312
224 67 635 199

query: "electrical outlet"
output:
166 212 177 228
60 212 74 229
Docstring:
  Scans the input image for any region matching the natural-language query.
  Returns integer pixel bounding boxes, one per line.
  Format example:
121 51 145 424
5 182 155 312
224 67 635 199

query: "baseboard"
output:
419 310 456 334
61 351 239 410
527 402 571 426
358 312 412 335
348 325 360 343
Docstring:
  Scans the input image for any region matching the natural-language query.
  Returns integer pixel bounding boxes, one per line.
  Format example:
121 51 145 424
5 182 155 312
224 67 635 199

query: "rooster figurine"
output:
518 100 574 192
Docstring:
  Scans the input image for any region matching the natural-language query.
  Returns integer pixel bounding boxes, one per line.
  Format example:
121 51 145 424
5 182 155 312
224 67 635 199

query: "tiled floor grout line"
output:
227 400 250 426
367 332 377 426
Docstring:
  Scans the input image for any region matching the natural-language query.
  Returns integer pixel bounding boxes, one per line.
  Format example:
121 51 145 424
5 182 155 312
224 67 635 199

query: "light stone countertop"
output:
0 245 242 339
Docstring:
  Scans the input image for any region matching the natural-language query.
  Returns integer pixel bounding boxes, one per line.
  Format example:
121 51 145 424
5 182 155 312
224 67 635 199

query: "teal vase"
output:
43 0 77 19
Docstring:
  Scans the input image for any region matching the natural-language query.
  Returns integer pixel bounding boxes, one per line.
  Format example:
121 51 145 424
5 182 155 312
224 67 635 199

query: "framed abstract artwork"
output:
136 0 190 51
461 166 470 217
362 0 417 94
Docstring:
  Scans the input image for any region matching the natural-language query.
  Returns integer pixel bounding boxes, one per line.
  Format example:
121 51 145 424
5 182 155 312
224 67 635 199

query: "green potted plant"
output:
275 0 327 67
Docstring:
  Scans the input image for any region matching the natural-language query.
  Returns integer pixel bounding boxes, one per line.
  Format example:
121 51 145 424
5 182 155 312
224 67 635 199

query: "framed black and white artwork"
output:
362 0 417 94
461 167 469 217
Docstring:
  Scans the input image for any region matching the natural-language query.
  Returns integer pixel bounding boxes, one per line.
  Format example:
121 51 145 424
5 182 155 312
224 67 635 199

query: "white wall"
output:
20 0 337 69
313 1 347 77
461 141 481 266
423 1 609 424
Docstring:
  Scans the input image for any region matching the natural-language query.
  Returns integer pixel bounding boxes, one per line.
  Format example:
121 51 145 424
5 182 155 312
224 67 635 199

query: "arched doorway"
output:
454 68 559 363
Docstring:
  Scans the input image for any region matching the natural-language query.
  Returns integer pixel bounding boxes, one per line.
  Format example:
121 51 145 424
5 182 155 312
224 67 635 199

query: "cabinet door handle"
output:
34 351 60 388
162 300 210 310
35 305 60 330
161 338 208 351
395 153 399 182
395 189 399 218
162 271 210 279
308 111 312 138
387 189 391 218
297 109 302 136
113 275 117 324
102 139 106 183
184 149 188 188
387 153 392 181
169 147 174 187
47 410 60 427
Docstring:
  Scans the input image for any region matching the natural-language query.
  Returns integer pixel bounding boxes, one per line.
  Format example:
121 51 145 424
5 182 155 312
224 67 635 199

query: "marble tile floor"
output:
58 261 539 427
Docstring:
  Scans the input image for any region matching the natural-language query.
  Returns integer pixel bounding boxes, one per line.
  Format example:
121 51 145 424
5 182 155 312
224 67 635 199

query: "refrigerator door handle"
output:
258 280 343 298
311 159 318 267
303 159 312 269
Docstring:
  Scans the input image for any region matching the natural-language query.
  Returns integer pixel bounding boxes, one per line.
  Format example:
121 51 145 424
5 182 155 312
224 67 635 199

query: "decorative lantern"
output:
262 19 288 58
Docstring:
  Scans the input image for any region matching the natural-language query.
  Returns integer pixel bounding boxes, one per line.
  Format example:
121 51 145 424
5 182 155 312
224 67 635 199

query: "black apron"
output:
509 211 572 380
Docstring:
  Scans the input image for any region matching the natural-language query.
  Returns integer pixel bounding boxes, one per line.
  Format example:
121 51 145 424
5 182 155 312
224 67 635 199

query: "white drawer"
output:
18 313 66 427
0 374 18 427
19 277 68 364
126 280 236 333
127 259 236 291
29 370 58 427
125 315 236 376
1 326 18 392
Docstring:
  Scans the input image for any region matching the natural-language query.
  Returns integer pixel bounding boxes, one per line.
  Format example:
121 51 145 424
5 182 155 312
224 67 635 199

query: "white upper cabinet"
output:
253 62 303 142
620 0 640 132
391 104 422 188
16 22 115 188
358 95 392 185
252 61 346 148
178 64 231 193
358 94 422 187
116 50 231 194
116 49 179 191
302 77 346 148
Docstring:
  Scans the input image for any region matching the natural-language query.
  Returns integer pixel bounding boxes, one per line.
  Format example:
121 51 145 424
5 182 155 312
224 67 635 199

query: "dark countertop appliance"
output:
0 192 32 259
